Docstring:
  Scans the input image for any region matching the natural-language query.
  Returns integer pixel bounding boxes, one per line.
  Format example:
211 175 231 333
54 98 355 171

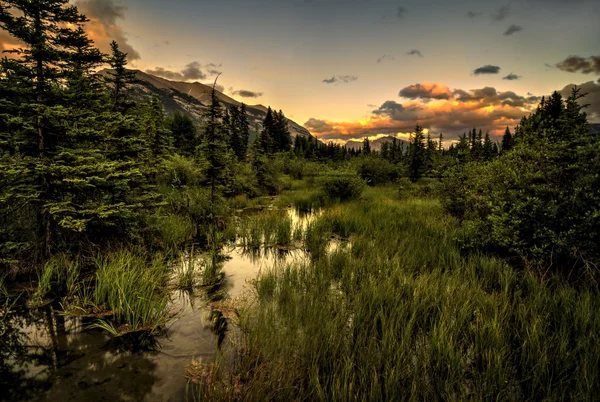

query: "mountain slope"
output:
103 69 313 140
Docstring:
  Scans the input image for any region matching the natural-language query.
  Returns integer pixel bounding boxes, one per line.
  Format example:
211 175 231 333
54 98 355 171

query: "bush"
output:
320 173 365 201
158 155 202 187
358 157 398 185
441 89 600 276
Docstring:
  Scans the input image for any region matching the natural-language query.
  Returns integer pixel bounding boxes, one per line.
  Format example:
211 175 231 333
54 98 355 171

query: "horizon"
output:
3 0 598 143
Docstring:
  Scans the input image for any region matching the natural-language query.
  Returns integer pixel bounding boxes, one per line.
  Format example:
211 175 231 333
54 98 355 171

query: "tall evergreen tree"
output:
501 126 513 153
363 138 371 155
169 112 198 156
409 124 427 181
198 78 229 203
0 0 91 260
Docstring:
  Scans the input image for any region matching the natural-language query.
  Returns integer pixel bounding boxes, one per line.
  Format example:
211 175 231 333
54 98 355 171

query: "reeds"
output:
224 186 600 401
91 249 170 335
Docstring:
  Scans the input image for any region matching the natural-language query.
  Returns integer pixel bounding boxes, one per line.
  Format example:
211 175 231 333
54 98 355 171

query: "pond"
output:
0 208 327 402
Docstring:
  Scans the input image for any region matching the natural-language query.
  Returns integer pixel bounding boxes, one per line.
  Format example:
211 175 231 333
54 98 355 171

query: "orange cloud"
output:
306 84 541 143
0 1 139 60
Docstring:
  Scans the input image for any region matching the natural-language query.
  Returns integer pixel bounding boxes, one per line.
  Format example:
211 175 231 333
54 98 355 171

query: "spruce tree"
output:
0 0 91 260
198 78 229 203
105 41 138 112
363 138 371 155
169 112 198 156
409 124 426 181
501 126 513 153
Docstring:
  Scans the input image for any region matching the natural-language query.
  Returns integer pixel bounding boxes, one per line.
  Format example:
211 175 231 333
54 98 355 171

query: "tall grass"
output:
216 186 600 401
91 249 170 335
31 254 81 306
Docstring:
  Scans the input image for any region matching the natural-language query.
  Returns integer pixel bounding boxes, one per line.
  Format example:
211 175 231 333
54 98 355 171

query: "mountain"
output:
345 136 409 151
100 69 313 140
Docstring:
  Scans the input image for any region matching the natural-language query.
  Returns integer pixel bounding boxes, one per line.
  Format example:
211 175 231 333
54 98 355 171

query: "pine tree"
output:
363 138 371 155
236 103 250 159
273 110 292 152
501 126 513 153
483 132 493 160
198 78 229 203
169 112 198 156
104 41 138 113
0 0 90 260
381 142 390 160
409 124 426 181
438 133 444 152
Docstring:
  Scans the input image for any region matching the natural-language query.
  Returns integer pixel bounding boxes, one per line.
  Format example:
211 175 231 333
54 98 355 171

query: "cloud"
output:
75 0 140 60
466 11 483 18
407 49 424 57
503 73 522 80
377 54 396 63
560 80 600 121
145 62 221 81
504 24 523 35
322 75 358 84
399 83 452 100
304 118 334 133
555 55 600 74
307 83 551 143
397 7 408 19
231 89 263 98
491 5 510 22
473 65 501 75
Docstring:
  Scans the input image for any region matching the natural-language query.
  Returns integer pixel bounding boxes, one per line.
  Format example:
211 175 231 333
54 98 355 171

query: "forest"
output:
1 1 600 401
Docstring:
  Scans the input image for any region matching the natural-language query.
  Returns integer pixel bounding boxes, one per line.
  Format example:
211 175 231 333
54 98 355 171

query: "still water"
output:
0 210 317 401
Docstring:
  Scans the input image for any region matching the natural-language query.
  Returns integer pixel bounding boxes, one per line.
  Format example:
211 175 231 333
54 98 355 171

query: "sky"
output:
2 0 599 144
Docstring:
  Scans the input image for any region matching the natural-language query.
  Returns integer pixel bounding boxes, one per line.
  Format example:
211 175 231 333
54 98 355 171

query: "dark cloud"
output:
560 81 600 121
503 73 522 80
231 89 263 98
76 0 140 60
491 5 510 22
372 101 404 116
377 54 396 63
504 24 523 35
322 75 358 84
453 87 499 102
555 55 600 74
473 65 501 75
466 11 483 18
407 49 424 57
146 62 221 81
399 83 452 100
304 118 334 133
397 7 408 19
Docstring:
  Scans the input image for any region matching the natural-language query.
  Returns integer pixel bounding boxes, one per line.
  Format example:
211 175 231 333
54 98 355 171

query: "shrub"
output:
358 157 398 185
441 89 600 276
320 173 365 201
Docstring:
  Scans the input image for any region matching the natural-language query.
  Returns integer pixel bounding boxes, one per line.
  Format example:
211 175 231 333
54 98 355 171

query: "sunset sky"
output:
2 0 598 143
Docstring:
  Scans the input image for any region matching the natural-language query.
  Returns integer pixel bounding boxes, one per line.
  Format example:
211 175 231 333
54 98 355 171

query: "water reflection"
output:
0 207 327 401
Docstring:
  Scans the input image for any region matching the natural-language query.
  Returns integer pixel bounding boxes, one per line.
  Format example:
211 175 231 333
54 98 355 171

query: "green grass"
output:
90 249 170 335
214 186 600 401
31 254 81 306
238 209 296 248
175 245 201 291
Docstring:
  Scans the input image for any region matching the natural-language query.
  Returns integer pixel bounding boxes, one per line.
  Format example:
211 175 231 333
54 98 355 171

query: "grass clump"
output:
91 249 170 335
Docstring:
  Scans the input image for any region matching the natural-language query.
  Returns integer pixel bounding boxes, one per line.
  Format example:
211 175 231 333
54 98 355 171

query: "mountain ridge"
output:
100 69 313 140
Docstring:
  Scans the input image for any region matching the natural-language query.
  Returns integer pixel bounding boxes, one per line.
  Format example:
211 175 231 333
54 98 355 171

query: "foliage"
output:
320 172 365 201
442 89 600 276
